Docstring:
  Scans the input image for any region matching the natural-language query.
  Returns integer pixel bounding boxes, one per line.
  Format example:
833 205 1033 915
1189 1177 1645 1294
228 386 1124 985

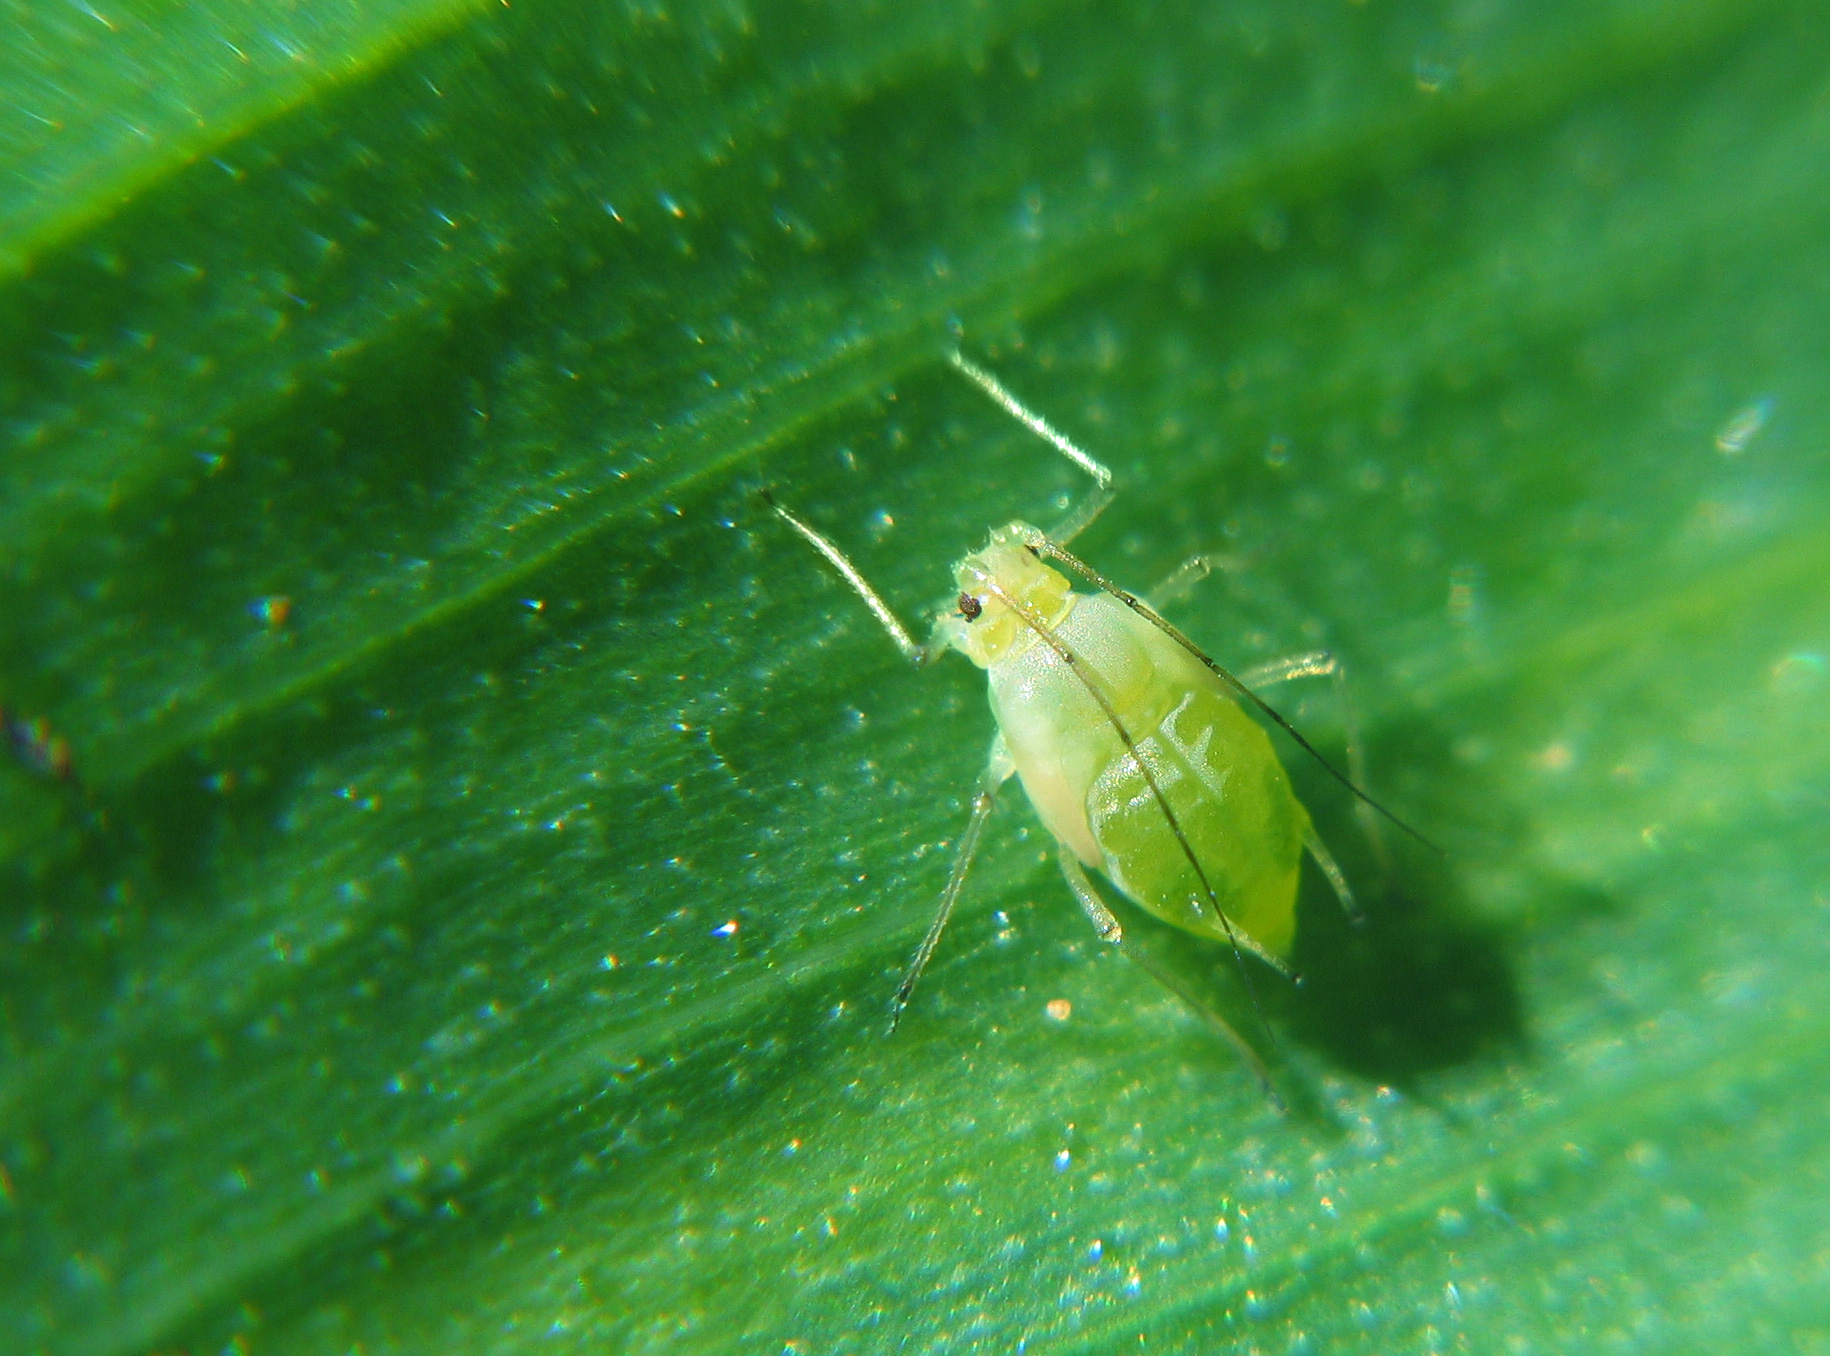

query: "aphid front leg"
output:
1238 650 1382 915
889 736 1016 1031
1057 847 1282 1108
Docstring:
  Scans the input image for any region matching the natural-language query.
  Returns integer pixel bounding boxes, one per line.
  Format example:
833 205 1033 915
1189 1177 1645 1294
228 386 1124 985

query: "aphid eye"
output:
957 592 983 621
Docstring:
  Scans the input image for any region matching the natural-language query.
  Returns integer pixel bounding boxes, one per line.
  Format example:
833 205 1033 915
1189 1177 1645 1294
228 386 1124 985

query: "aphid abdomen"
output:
988 592 1309 961
1088 675 1309 960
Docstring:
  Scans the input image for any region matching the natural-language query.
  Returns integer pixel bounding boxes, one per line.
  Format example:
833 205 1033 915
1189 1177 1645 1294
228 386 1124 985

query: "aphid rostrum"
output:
766 352 1429 1096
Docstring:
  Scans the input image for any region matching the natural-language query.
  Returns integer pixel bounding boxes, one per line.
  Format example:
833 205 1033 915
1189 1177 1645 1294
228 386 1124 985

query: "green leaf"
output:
5 1 1828 1352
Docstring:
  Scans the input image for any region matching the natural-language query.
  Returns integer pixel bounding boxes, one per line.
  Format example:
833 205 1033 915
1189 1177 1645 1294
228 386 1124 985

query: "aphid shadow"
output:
1275 715 1532 1090
1120 704 1560 1118
1282 857 1523 1087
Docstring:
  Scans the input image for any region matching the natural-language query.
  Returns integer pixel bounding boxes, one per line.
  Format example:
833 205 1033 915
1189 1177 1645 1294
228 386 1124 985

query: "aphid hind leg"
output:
1238 650 1383 913
1298 824 1360 925
889 737 1016 1032
762 489 947 666
947 350 1115 544
1056 848 1283 1110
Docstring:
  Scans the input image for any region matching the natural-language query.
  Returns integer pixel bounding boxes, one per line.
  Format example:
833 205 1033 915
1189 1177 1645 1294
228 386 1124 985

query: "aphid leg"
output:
1055 846 1123 944
1299 824 1360 925
1057 848 1283 1110
947 350 1115 544
889 737 1016 1032
762 489 947 665
1238 650 1389 881
1144 553 1244 610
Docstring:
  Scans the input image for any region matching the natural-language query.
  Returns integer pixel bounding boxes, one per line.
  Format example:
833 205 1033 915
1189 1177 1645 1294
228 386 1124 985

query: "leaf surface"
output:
3 2 1827 1353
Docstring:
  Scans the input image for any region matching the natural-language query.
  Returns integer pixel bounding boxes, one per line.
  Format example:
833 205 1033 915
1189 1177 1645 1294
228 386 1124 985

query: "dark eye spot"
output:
957 592 983 621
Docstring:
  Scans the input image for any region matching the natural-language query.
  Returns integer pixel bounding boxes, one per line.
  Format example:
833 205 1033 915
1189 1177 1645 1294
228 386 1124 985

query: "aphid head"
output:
939 521 1073 668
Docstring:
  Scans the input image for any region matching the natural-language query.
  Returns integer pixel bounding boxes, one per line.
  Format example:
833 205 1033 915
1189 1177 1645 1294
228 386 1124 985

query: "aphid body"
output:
767 351 1416 1093
941 525 1308 963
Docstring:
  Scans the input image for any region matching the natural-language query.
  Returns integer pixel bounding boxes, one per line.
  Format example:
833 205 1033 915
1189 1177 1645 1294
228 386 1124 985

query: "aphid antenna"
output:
1026 532 1445 859
948 350 1110 488
983 576 1287 1058
759 487 944 667
948 350 1115 544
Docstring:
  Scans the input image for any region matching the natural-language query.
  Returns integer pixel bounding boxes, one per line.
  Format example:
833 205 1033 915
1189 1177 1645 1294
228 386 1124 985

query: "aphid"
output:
766 352 1429 1097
